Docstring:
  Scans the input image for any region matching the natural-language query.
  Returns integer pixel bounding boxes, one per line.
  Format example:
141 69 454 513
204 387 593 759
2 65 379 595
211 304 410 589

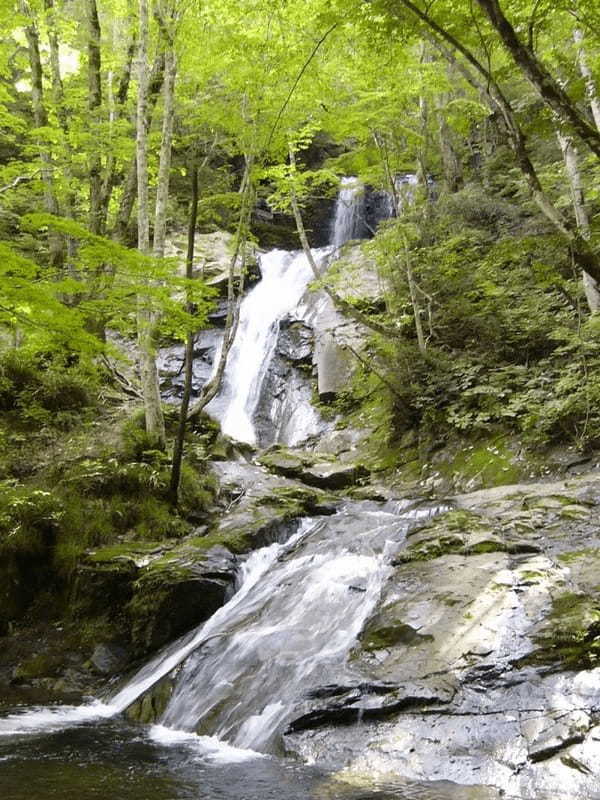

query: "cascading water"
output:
330 176 365 248
207 176 368 447
0 501 445 754
205 248 330 445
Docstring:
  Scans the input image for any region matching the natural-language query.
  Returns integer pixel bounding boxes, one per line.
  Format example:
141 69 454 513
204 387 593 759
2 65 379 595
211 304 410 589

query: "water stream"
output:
205 247 330 445
0 180 471 800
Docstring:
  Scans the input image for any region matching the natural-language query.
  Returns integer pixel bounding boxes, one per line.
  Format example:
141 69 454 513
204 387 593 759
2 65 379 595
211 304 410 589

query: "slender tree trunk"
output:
474 0 600 159
403 236 426 353
113 53 165 243
187 158 254 422
574 28 600 133
44 0 76 218
557 131 600 312
100 32 136 228
20 0 63 266
86 0 103 234
169 162 198 505
152 46 177 258
136 0 166 449
436 90 463 192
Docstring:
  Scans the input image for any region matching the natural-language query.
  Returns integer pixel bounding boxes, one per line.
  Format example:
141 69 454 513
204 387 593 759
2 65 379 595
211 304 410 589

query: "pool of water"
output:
0 714 502 800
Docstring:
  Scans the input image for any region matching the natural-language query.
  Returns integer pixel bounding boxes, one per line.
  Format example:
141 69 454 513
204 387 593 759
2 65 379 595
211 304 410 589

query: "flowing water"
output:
0 181 481 799
206 247 331 445
330 177 366 248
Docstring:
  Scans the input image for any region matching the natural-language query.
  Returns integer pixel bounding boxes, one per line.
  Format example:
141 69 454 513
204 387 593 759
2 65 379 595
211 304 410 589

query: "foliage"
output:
0 349 99 430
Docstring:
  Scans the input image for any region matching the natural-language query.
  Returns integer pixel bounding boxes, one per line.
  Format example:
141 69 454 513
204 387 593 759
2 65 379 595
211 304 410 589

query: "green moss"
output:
86 541 167 564
185 530 252 555
362 623 433 651
558 548 600 565
437 435 522 489
13 652 65 680
125 675 175 724
518 590 600 670
518 570 546 581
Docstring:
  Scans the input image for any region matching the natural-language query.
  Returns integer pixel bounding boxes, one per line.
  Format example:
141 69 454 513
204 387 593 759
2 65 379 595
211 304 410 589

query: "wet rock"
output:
90 642 130 675
300 462 369 490
524 709 590 762
257 447 368 490
125 672 178 724
72 555 138 620
128 545 237 654
284 475 600 798
288 679 454 732
158 329 224 402
277 318 314 364
251 320 327 448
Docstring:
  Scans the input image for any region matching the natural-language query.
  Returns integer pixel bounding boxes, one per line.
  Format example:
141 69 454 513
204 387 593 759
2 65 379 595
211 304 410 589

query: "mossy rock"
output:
71 556 138 618
396 509 540 564
125 673 177 724
127 545 237 654
12 651 65 681
519 591 600 670
361 623 434 651
431 434 525 492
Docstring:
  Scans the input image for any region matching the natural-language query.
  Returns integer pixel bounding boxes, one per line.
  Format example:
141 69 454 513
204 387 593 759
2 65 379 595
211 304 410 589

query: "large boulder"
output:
284 474 600 799
128 544 237 654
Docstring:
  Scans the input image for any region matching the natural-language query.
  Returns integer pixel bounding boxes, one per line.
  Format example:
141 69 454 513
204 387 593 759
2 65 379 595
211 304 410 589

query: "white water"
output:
0 179 404 752
331 177 365 248
0 700 115 738
159 523 390 749
206 248 330 445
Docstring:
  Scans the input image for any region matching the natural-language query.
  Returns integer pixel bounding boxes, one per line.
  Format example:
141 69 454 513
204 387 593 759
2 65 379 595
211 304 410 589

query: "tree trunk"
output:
20 0 63 266
557 130 600 312
136 0 166 450
403 236 426 353
169 162 198 505
474 0 600 160
44 0 76 217
152 45 177 258
187 158 254 422
574 28 600 133
100 32 136 229
113 53 165 243
436 90 463 192
85 0 103 234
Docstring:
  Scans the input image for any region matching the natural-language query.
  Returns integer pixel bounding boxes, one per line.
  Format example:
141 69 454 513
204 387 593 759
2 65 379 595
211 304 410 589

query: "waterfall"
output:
205 248 330 445
135 502 442 751
0 178 392 747
207 178 367 446
330 176 365 247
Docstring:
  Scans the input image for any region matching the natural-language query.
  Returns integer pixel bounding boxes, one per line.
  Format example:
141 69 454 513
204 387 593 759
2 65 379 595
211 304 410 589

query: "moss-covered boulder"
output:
257 445 368 490
128 544 237 654
394 509 540 564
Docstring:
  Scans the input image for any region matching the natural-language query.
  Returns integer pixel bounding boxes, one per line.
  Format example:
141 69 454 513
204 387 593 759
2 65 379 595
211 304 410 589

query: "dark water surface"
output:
0 715 500 800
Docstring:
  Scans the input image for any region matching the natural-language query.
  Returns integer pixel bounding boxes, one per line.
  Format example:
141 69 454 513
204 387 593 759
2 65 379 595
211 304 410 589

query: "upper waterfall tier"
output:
205 247 330 445
330 176 366 247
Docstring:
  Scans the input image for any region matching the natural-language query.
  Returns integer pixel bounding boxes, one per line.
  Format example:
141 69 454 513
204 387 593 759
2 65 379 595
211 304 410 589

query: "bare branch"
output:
0 171 40 195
